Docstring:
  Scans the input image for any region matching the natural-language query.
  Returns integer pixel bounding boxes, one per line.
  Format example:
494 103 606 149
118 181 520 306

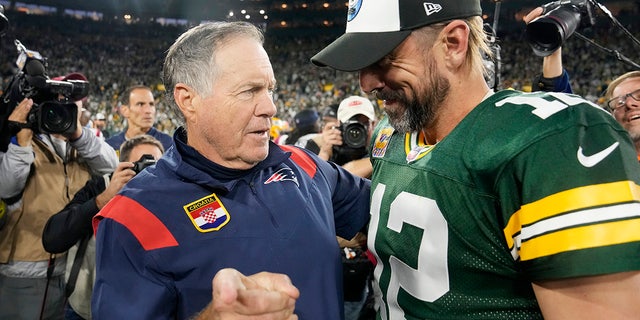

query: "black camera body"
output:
132 154 157 174
526 0 595 57
340 120 368 149
0 40 89 142
332 120 368 165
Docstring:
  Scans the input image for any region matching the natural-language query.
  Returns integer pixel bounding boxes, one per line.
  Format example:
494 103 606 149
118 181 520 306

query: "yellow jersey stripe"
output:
503 180 640 248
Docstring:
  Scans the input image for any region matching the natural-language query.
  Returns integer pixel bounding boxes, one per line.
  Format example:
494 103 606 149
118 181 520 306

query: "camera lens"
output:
343 122 367 149
526 6 582 57
39 101 77 133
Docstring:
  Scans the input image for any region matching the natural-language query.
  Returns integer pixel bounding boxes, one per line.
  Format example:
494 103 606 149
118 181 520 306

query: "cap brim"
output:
311 31 411 72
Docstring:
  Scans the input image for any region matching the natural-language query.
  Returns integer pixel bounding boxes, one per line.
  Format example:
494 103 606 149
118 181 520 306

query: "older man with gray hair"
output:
91 21 370 320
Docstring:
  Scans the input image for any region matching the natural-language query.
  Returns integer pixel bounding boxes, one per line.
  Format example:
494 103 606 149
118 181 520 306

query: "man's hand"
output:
64 100 84 141
95 162 136 209
338 232 367 248
316 121 342 161
8 98 34 147
523 7 544 24
197 268 300 320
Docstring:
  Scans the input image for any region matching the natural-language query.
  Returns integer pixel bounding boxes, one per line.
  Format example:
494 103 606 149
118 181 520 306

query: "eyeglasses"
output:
607 88 640 112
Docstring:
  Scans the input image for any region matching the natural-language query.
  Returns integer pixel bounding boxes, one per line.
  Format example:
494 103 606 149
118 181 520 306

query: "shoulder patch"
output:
183 193 230 232
372 127 394 158
279 144 317 178
93 195 178 250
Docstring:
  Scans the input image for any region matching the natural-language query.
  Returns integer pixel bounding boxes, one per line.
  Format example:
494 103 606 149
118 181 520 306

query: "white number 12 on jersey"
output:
369 183 450 319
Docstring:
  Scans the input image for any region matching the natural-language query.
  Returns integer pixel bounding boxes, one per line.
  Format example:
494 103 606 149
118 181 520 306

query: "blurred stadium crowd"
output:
0 9 638 136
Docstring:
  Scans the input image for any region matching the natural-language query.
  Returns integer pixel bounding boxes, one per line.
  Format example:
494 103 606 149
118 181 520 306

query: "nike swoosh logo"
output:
577 142 619 168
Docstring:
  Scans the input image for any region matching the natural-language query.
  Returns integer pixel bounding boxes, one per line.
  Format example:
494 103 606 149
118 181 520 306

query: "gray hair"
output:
162 21 265 126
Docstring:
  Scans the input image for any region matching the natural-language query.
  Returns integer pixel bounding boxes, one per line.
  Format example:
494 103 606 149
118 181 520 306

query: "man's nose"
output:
257 92 277 118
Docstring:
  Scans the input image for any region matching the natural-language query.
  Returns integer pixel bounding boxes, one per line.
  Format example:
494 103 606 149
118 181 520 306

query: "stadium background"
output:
0 0 637 135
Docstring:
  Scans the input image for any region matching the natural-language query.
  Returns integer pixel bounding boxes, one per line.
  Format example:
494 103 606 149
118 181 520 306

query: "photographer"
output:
42 134 164 320
525 6 640 161
303 95 377 320
315 95 377 178
523 6 574 94
0 71 118 320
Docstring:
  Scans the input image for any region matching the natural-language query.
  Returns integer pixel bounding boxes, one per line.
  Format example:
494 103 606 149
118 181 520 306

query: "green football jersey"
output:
368 90 640 319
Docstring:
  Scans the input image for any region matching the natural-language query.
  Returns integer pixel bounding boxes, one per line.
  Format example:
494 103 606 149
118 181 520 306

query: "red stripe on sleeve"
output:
279 145 317 178
93 195 179 250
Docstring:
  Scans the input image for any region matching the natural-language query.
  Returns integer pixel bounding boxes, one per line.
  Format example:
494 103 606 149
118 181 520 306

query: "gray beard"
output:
382 65 450 134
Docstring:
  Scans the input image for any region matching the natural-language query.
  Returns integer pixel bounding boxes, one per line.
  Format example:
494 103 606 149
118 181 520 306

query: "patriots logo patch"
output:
264 168 299 187
183 194 230 233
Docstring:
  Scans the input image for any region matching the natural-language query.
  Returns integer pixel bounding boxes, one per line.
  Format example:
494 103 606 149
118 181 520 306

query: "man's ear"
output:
174 83 197 122
441 20 470 70
119 104 129 118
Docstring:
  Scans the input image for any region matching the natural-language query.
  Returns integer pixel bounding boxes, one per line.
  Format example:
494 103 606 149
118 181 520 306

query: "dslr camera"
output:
525 0 595 57
333 120 368 164
339 120 368 149
132 154 157 174
0 40 89 137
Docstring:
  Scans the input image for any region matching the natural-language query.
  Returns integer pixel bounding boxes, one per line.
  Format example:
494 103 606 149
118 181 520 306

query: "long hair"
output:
413 16 491 77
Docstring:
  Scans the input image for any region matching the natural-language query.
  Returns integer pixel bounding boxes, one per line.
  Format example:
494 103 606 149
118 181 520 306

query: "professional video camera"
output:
525 0 596 57
131 154 157 174
0 40 89 145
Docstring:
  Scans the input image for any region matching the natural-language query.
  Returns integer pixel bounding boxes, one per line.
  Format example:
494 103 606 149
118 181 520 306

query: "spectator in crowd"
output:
269 116 291 145
92 112 109 139
106 85 173 153
0 72 118 319
91 21 370 319
285 108 321 147
603 71 640 159
322 103 339 125
311 0 640 318
42 134 164 320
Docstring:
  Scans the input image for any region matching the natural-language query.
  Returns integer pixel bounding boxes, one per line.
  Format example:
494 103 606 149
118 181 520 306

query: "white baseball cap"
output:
337 96 376 122
311 0 482 72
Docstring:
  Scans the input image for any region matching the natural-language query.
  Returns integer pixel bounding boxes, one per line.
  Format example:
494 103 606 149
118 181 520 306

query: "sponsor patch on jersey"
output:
404 131 435 163
372 127 394 158
183 194 230 233
264 167 299 187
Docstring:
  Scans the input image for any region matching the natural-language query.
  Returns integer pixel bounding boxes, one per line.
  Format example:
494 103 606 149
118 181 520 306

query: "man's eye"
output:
238 89 255 100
